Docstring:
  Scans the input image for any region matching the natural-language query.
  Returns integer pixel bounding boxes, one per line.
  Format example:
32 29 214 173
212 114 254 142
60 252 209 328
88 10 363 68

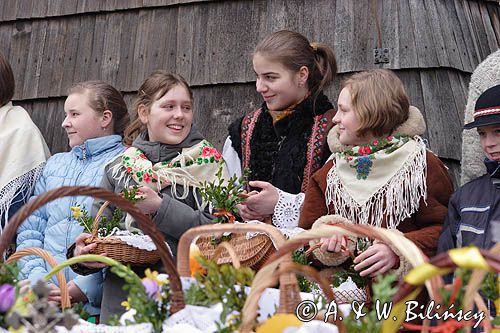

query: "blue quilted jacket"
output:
16 135 124 312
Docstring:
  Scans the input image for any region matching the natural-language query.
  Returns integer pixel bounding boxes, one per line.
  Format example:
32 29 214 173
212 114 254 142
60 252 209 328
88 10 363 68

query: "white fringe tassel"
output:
325 138 427 229
0 163 45 232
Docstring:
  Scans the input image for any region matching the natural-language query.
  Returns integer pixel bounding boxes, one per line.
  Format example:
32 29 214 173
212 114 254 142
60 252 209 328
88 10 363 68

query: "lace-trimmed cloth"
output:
326 136 428 229
0 102 50 229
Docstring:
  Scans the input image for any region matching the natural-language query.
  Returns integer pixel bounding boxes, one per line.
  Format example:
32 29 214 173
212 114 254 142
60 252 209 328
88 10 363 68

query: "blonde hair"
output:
254 30 337 101
343 69 409 137
68 81 130 136
123 71 192 146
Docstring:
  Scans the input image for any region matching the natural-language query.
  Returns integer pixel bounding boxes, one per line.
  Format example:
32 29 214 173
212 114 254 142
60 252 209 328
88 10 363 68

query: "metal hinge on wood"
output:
373 48 390 64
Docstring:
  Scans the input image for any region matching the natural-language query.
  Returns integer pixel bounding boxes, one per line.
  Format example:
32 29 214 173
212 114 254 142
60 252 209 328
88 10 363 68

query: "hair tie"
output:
310 43 318 52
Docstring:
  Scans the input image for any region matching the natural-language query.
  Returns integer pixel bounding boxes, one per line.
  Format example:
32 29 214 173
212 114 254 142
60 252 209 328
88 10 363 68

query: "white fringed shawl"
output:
0 102 50 229
325 136 427 229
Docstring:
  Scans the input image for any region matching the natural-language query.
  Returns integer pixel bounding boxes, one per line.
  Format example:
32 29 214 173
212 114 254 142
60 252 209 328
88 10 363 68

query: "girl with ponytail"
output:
224 30 337 231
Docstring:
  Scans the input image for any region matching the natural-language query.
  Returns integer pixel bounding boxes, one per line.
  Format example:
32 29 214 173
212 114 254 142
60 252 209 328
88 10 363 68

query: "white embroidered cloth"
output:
108 229 172 254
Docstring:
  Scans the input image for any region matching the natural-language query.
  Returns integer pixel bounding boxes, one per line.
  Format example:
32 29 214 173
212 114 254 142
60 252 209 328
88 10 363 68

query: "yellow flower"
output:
121 300 131 310
70 206 82 218
143 268 168 287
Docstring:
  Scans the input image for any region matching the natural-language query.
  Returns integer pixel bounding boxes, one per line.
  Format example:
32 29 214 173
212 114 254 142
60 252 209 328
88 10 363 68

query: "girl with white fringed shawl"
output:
299 69 454 279
0 51 50 231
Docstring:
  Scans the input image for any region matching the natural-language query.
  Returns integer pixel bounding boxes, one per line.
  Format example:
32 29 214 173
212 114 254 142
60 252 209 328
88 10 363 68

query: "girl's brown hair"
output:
343 69 410 138
254 30 337 100
68 81 130 136
123 70 193 145
0 51 15 107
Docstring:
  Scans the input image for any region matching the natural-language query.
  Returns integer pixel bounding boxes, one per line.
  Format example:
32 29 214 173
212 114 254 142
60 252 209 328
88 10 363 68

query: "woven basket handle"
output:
91 200 111 239
240 260 342 333
212 241 241 269
0 186 185 314
6 247 70 310
389 246 499 333
177 223 286 277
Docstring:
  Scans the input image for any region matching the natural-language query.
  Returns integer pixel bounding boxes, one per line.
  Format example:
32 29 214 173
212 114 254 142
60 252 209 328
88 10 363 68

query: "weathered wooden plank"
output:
486 2 500 45
101 13 123 84
408 0 440 68
455 0 482 68
351 0 373 71
1 0 17 21
130 10 153 87
15 0 35 19
420 70 463 160
72 15 95 84
87 14 107 80
442 0 474 72
38 18 64 97
59 17 81 94
426 0 452 68
333 0 355 73
380 0 399 69
48 0 78 17
143 8 177 77
397 0 419 69
8 22 32 99
21 20 48 99
0 25 12 64
116 11 139 91
479 1 500 51
28 1 48 18
467 0 491 59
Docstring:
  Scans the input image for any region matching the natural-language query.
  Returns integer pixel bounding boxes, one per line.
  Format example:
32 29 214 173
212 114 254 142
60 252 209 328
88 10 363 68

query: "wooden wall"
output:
1 0 499 185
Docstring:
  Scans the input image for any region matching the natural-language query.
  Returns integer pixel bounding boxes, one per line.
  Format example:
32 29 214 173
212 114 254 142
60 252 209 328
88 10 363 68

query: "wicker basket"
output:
181 223 285 272
84 201 160 265
239 222 438 333
0 186 185 315
6 247 71 310
386 244 500 333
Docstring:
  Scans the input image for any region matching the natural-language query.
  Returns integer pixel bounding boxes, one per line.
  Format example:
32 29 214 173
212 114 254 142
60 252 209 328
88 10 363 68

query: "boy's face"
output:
478 124 500 161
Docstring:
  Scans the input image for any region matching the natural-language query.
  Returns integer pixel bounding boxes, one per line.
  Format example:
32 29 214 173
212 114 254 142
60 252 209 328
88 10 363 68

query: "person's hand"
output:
67 280 87 304
241 181 279 216
353 243 399 277
74 233 107 269
47 283 62 304
236 203 267 221
319 234 347 253
134 186 162 214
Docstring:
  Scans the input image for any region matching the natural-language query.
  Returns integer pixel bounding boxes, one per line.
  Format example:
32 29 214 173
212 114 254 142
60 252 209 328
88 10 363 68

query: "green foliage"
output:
72 186 142 237
185 256 255 332
292 249 314 293
331 238 371 289
342 273 398 332
111 264 169 333
71 302 90 321
199 163 249 224
0 261 19 285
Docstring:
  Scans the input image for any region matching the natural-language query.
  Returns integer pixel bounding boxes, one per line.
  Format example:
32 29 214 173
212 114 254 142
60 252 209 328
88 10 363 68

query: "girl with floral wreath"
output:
71 70 226 322
299 69 454 279
223 30 337 234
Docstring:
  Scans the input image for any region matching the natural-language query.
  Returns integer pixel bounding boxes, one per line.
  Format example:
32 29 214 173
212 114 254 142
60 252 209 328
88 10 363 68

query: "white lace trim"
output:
107 229 172 254
272 189 305 229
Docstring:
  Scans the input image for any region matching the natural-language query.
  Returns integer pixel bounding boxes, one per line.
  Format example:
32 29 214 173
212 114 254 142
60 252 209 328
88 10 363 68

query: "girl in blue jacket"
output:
16 81 130 314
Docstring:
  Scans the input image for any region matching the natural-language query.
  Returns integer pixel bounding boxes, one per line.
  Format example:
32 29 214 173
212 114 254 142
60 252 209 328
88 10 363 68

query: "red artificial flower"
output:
373 140 379 146
358 146 372 155
213 149 222 160
347 156 353 161
143 173 151 183
126 166 132 174
387 136 393 141
202 146 212 157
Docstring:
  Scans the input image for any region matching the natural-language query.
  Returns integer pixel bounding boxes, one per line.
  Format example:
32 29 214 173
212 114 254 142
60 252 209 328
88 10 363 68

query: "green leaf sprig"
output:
185 256 255 332
199 163 249 224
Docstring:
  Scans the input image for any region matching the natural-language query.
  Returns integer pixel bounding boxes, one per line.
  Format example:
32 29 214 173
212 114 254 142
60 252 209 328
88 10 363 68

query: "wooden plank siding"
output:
1 0 499 186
